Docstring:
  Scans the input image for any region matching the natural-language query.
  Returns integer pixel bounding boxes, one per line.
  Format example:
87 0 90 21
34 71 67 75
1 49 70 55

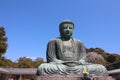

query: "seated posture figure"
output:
37 20 108 76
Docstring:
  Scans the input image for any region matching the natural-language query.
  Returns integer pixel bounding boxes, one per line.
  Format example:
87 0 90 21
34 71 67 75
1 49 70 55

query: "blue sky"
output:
0 0 120 61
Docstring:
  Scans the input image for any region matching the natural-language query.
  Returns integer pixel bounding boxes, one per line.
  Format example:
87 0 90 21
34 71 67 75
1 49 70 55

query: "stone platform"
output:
35 75 115 80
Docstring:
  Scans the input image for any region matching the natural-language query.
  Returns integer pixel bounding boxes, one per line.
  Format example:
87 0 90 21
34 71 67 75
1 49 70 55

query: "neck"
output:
61 36 71 41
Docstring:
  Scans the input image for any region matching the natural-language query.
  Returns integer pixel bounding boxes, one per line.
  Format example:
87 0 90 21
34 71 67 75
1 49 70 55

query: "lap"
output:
39 63 105 70
37 63 107 76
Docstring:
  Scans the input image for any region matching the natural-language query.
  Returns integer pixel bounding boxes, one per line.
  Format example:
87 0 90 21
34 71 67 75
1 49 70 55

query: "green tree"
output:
0 27 8 57
17 57 33 68
33 58 45 68
12 61 19 68
0 56 12 68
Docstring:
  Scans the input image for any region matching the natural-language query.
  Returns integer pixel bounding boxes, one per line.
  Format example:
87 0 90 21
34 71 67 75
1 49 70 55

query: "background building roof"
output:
6 68 37 75
0 68 9 73
108 69 120 74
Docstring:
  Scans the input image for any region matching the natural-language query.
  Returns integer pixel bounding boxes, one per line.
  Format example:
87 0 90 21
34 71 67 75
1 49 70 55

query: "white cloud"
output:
26 56 37 60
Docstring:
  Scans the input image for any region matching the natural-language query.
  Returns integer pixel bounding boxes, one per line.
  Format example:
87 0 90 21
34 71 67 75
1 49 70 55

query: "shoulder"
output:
72 38 86 46
72 38 83 43
48 37 60 43
72 38 86 47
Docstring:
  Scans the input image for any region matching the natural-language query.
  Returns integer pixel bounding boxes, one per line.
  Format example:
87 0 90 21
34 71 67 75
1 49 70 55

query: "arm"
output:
77 41 87 64
46 39 64 64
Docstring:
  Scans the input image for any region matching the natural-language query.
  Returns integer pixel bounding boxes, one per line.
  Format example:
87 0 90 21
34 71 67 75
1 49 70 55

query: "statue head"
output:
59 20 74 39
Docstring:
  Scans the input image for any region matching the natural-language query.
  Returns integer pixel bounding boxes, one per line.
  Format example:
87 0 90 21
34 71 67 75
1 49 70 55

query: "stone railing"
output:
108 69 120 80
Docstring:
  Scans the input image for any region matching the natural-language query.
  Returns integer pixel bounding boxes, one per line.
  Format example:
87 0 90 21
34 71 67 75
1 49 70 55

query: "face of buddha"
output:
60 23 74 39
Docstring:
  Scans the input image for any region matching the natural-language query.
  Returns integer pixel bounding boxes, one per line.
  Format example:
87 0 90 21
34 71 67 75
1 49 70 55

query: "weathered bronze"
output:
36 20 108 77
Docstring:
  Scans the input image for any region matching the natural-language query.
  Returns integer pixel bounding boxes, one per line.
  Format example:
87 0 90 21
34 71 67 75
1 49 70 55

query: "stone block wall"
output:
36 75 114 80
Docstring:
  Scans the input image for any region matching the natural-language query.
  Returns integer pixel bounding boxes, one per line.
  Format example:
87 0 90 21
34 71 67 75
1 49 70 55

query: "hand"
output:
78 60 91 65
62 61 79 66
78 60 86 65
51 59 65 64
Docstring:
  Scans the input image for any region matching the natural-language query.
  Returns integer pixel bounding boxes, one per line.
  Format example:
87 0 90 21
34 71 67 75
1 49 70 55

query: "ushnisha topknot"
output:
59 19 74 28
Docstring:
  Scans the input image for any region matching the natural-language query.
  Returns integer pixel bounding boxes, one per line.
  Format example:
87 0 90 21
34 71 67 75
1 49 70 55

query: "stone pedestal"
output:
35 75 114 80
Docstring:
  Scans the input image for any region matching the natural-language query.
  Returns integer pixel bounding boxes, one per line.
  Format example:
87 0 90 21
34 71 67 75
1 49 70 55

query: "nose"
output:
66 28 70 32
67 27 70 30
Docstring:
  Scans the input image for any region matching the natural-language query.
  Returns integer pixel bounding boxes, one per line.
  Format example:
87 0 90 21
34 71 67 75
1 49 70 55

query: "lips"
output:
65 31 70 34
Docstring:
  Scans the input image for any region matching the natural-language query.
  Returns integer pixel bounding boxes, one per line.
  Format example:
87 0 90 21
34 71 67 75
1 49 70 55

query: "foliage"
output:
33 58 45 68
86 52 106 65
0 56 12 68
0 27 8 57
12 57 45 68
0 27 10 67
16 57 34 68
86 47 120 69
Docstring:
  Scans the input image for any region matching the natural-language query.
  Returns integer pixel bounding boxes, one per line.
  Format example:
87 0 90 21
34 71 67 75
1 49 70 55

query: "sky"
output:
0 0 120 61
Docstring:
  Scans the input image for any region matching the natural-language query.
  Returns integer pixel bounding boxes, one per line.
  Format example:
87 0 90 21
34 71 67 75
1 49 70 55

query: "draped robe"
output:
47 37 86 63
37 37 108 76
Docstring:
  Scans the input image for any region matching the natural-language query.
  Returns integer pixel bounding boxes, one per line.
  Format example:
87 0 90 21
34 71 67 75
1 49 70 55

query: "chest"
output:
58 40 78 61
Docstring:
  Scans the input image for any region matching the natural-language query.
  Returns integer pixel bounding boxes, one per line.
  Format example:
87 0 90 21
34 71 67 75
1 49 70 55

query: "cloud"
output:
26 56 37 60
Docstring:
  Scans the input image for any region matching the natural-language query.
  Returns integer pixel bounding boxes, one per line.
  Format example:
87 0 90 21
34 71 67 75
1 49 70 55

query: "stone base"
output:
35 75 115 80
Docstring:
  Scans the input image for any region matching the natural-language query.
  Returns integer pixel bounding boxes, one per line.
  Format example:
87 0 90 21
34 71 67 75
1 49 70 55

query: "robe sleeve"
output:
46 40 57 63
77 40 87 63
46 39 65 63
